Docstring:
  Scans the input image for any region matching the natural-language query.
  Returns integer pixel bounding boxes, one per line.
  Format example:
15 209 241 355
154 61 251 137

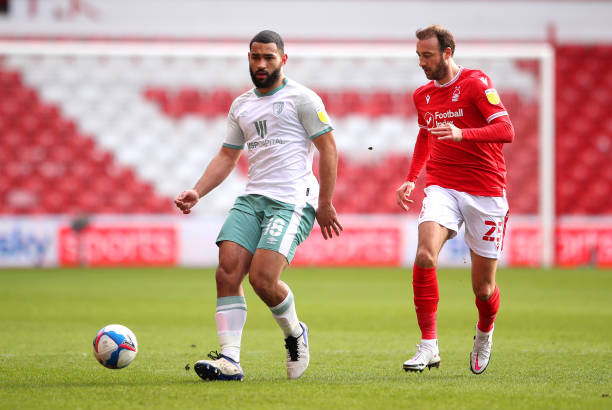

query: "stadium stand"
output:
0 45 610 216
0 68 174 215
554 45 612 215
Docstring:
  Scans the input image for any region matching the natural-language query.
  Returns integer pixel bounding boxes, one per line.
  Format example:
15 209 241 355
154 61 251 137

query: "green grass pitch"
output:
1 266 611 409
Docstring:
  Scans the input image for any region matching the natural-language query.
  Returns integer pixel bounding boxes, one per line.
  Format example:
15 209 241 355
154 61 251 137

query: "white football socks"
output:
215 296 247 363
270 289 302 338
421 338 438 350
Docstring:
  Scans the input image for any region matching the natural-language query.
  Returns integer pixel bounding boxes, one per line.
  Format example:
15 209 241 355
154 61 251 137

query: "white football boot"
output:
285 322 309 379
194 351 244 381
470 324 494 374
403 341 441 372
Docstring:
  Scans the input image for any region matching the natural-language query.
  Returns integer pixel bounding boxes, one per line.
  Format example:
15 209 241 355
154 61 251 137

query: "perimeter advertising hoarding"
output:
58 225 178 266
293 223 403 266
0 217 57 267
555 224 612 267
181 215 408 267
1 216 610 267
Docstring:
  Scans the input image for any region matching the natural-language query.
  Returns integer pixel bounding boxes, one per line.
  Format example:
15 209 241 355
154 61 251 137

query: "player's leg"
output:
405 186 461 372
471 250 500 328
195 199 261 381
414 221 452 338
468 251 499 375
249 248 303 339
195 241 251 381
249 248 310 379
404 221 450 372
215 241 251 357
462 194 508 375
249 198 315 379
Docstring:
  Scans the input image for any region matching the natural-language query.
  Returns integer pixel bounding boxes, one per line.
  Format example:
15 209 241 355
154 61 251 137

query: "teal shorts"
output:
216 194 316 263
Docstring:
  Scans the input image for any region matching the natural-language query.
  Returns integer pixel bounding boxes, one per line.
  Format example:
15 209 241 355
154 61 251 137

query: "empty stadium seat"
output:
0 67 175 215
1 44 610 216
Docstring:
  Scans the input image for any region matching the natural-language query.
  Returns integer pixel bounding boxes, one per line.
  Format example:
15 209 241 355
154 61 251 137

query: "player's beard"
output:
250 65 282 89
424 58 449 81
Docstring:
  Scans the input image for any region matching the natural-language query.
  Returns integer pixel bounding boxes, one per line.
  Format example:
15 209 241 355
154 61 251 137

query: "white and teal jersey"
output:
223 78 333 209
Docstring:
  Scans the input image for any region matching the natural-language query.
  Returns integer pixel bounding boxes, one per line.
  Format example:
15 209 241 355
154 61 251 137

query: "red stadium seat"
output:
0 67 175 215
2 46 611 216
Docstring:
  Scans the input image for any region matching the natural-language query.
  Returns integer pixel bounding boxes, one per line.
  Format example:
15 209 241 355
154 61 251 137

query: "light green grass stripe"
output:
270 290 294 315
216 296 246 307
2 267 611 410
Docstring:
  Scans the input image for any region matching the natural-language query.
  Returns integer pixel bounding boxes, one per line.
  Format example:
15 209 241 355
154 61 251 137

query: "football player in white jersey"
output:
175 30 342 381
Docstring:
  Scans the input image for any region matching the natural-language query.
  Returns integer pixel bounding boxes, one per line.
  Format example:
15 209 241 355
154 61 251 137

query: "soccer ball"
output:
93 324 138 369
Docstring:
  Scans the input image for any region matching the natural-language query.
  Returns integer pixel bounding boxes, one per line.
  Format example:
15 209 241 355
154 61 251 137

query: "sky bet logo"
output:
0 228 51 265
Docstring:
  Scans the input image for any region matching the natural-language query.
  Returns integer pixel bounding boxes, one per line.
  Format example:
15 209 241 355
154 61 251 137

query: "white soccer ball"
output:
93 324 138 369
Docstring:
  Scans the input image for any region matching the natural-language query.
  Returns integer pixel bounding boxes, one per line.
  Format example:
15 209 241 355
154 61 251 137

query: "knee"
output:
414 248 437 268
473 283 495 301
215 264 242 289
248 270 272 296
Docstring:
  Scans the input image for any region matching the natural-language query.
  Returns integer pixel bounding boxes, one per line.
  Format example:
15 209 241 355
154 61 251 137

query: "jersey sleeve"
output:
223 100 245 150
296 92 334 140
469 73 510 124
406 128 430 182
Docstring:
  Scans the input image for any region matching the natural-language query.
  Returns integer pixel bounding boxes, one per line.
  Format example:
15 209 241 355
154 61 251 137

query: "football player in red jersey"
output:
396 24 514 375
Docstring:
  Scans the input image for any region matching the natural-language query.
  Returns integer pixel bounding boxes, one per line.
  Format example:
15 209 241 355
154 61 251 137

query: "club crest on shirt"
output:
485 88 501 105
272 101 284 117
452 86 461 102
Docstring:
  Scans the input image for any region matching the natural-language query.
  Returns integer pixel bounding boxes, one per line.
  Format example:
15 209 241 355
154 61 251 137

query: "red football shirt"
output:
413 67 512 196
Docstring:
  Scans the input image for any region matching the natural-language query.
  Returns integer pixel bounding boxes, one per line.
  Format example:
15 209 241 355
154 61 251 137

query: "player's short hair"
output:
416 24 455 56
250 30 285 55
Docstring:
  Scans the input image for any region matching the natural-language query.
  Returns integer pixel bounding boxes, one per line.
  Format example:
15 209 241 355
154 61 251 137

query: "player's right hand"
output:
174 189 200 214
395 181 415 212
316 202 343 240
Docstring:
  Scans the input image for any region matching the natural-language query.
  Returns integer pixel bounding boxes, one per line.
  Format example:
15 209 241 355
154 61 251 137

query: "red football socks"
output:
412 264 439 340
475 285 500 332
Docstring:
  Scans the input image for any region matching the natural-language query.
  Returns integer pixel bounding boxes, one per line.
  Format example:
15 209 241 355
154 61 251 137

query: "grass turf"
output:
0 266 611 409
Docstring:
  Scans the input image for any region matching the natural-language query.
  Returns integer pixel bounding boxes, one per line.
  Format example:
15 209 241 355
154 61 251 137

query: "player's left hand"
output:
429 123 463 141
316 202 343 240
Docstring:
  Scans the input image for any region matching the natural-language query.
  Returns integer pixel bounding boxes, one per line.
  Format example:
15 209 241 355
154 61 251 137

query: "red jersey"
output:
413 67 512 196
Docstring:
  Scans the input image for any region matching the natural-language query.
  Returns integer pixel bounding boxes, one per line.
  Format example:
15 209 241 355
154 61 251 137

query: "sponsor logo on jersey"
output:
254 120 267 138
317 110 330 124
272 101 284 116
435 108 463 120
247 138 286 150
433 108 464 127
452 86 461 102
424 112 434 127
485 88 500 105
426 94 430 104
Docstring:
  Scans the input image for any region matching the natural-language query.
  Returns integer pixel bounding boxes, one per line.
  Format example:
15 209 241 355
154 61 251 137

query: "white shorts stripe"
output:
278 203 305 256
